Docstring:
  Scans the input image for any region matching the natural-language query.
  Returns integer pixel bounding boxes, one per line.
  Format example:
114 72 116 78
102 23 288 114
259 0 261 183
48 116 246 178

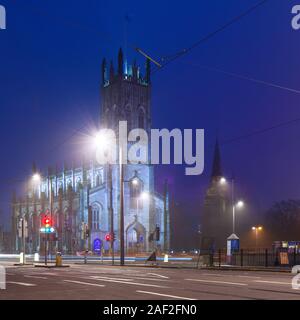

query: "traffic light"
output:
42 216 52 228
105 233 111 241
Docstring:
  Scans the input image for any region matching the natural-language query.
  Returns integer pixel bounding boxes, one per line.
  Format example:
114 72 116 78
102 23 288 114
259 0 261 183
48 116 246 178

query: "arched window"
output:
76 178 82 191
92 204 101 230
130 178 143 209
138 108 145 129
95 175 101 187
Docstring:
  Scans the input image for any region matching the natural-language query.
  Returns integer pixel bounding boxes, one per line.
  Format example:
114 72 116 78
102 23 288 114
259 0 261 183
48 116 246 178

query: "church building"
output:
11 49 170 255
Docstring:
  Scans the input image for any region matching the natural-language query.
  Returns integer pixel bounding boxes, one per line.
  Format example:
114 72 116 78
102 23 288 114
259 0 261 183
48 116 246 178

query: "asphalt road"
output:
0 262 299 300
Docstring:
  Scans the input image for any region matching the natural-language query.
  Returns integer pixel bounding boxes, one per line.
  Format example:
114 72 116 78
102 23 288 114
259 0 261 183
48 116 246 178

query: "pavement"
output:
0 261 300 300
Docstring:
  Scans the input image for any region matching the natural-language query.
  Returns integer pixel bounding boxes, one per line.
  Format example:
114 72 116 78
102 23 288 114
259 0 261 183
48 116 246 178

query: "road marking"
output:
254 280 290 285
131 277 169 282
63 280 105 287
7 281 36 287
136 290 196 300
92 278 168 288
24 275 48 280
185 279 247 286
90 276 133 281
238 275 261 279
147 273 169 279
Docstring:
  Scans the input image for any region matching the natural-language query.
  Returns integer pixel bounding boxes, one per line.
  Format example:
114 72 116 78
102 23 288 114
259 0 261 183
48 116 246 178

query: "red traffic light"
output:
42 216 52 227
105 233 111 241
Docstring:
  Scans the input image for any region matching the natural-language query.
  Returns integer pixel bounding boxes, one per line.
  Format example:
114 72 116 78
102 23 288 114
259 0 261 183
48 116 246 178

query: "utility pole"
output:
119 146 125 266
109 164 114 265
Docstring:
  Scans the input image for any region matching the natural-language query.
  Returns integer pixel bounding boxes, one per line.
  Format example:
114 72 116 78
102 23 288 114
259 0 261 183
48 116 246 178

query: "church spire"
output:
211 139 222 179
118 48 124 76
101 58 107 85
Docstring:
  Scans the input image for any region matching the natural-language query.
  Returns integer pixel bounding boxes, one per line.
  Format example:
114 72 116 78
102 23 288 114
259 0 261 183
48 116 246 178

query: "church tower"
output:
98 49 167 253
201 140 230 250
101 48 151 134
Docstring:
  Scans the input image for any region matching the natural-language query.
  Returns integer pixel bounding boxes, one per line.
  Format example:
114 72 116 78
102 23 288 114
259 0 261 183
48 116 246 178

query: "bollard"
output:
240 249 244 267
19 252 25 264
55 252 62 267
34 253 40 262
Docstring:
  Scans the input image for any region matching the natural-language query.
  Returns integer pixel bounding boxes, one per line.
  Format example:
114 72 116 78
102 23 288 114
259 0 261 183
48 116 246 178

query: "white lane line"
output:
92 278 167 288
7 281 36 287
137 290 196 300
90 276 133 282
238 275 261 279
63 280 105 287
185 279 247 286
147 273 169 279
24 275 48 280
131 277 169 282
254 280 290 285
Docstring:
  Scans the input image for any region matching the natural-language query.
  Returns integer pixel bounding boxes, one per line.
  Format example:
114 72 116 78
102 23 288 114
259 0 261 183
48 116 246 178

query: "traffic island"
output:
34 263 70 268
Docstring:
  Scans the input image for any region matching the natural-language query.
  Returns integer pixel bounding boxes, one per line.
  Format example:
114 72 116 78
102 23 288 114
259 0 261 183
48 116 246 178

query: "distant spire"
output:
102 58 107 84
211 139 222 178
146 58 151 84
132 59 138 81
32 162 37 174
109 60 114 81
118 48 124 76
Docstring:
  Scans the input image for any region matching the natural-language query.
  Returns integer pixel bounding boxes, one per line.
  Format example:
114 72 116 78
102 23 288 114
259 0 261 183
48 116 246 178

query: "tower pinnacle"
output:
211 139 222 179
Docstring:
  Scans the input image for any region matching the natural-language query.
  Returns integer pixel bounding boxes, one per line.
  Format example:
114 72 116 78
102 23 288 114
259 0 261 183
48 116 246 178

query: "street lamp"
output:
252 226 263 248
219 177 244 235
92 131 125 266
220 177 227 185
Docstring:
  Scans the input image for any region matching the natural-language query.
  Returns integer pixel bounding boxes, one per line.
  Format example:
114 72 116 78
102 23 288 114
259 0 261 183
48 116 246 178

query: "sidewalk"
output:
201 265 292 273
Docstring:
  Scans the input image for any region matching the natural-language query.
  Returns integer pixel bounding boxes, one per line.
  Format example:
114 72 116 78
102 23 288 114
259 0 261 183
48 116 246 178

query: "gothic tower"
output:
201 140 230 250
99 49 165 252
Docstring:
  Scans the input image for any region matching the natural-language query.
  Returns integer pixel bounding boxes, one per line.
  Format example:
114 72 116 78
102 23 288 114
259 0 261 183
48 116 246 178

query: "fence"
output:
201 248 300 268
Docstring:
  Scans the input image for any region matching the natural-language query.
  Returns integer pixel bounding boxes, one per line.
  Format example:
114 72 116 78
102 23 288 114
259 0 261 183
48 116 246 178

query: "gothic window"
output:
76 178 82 191
92 204 102 230
87 176 91 189
67 179 72 189
125 105 132 131
58 182 63 194
130 178 143 209
138 108 145 129
95 174 102 187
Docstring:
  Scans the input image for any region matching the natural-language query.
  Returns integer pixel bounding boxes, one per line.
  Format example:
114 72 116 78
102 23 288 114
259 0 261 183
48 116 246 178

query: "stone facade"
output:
11 50 170 255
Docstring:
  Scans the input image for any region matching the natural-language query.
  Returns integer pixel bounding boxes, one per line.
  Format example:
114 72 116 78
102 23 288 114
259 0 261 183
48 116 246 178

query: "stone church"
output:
11 49 170 255
201 140 231 250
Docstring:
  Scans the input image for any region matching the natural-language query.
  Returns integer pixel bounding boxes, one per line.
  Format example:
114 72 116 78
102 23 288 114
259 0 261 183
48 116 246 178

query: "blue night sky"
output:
0 0 300 246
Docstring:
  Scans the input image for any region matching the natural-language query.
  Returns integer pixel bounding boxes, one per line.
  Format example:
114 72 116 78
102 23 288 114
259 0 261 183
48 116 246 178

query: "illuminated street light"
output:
92 130 125 266
252 226 263 248
132 178 139 186
141 191 149 201
220 177 227 185
32 173 41 183
236 200 244 209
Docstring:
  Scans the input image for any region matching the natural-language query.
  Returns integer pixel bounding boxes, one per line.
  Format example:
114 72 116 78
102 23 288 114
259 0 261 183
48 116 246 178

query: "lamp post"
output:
252 226 263 248
219 177 244 235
